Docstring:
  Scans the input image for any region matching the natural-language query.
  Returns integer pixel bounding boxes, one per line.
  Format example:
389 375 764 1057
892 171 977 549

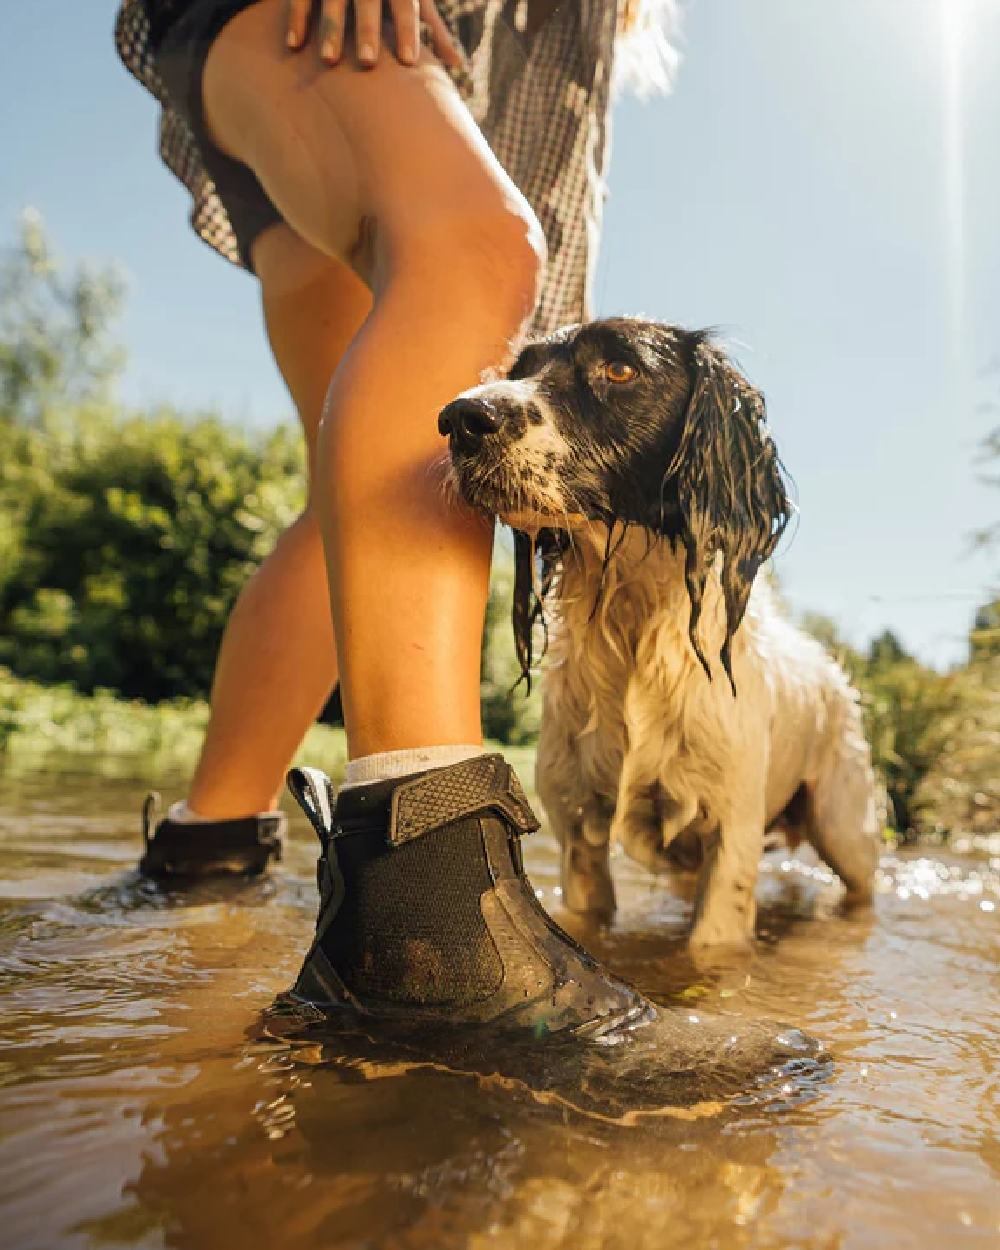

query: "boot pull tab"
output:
287 767 336 846
141 792 161 850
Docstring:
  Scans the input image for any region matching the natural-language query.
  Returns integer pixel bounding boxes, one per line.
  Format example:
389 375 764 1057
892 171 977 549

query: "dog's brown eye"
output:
604 361 637 384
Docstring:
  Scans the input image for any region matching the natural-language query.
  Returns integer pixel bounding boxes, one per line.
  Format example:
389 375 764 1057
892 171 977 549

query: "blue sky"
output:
2 1 997 666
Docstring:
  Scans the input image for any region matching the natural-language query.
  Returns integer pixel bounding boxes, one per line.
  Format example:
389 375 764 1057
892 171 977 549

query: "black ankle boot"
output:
277 754 651 1036
139 795 285 880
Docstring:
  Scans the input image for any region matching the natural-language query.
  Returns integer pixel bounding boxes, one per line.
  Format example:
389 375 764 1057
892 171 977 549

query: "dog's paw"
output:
688 911 756 954
561 845 616 920
838 877 876 909
687 934 755 977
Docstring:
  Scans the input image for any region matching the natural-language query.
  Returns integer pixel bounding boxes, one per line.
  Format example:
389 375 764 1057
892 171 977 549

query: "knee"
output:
397 202 547 342
286 505 324 547
457 204 547 331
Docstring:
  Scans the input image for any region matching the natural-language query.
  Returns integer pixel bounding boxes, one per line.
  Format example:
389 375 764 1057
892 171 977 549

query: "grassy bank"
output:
5 663 1000 842
0 667 347 781
0 668 536 786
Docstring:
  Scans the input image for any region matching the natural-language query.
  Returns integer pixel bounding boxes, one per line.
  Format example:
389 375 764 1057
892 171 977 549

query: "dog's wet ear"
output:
512 530 538 690
512 528 565 691
665 339 791 691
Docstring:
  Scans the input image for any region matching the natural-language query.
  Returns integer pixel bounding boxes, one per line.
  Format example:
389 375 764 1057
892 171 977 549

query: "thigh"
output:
202 0 537 270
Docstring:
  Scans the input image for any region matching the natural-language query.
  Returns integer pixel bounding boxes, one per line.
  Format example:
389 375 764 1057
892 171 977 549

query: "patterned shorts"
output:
115 0 622 337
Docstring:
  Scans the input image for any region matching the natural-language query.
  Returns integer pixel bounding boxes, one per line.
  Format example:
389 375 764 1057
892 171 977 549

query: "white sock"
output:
167 800 281 824
167 800 213 824
339 745 486 790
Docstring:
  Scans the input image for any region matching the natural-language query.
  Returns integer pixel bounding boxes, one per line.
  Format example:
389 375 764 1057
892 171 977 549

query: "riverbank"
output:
4 664 998 839
0 668 535 785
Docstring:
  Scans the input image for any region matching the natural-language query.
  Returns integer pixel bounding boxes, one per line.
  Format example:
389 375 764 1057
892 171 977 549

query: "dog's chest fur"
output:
537 532 837 842
544 546 693 797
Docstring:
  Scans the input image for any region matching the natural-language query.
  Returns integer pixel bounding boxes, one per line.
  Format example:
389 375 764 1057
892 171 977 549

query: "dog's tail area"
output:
805 684 885 900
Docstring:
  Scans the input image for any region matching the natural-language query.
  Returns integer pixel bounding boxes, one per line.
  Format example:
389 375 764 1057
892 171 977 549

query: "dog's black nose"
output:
437 397 504 451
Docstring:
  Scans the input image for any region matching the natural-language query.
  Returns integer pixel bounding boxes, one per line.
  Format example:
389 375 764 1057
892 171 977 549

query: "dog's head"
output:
438 317 792 685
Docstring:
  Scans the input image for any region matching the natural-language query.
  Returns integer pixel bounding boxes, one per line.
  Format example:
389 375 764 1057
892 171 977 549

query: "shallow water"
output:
1 762 998 1250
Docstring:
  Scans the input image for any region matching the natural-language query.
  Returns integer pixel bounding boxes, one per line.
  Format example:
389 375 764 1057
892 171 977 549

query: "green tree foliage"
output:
858 653 961 837
0 209 125 425
914 651 1000 838
970 598 1000 662
1 403 537 733
799 617 960 837
480 547 543 745
916 410 1000 835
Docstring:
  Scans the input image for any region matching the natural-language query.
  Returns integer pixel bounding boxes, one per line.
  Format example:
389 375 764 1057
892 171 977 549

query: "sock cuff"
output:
167 800 281 825
340 745 486 790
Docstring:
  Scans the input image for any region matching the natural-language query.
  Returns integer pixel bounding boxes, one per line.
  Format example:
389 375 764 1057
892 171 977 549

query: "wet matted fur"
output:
439 318 882 947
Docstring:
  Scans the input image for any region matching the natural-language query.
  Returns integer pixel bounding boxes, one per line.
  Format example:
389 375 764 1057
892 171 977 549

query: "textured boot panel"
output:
318 819 504 1007
330 754 539 845
389 755 539 845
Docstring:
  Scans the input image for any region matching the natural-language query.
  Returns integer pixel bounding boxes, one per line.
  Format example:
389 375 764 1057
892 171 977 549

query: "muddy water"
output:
1 762 998 1250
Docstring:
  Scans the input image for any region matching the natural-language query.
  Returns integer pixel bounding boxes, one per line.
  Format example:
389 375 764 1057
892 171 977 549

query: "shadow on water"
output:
0 763 998 1249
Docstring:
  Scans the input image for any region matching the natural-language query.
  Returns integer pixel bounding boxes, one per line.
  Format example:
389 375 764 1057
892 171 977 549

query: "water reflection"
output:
120 1022 803 1250
1 765 998 1249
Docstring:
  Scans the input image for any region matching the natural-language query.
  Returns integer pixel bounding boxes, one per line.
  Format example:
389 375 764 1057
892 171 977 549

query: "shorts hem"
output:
155 0 282 273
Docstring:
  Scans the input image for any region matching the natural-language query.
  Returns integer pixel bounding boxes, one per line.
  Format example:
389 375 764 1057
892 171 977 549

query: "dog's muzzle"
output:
438 397 505 455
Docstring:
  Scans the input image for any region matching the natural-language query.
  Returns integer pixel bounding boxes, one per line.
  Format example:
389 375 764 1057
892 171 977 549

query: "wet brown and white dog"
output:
439 318 882 948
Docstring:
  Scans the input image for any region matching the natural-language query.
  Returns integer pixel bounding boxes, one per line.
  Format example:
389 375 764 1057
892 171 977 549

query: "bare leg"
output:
188 227 371 817
202 1 545 758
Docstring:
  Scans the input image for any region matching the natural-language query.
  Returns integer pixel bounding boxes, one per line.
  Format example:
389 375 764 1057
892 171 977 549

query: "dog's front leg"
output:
555 796 616 921
689 804 765 949
537 722 617 919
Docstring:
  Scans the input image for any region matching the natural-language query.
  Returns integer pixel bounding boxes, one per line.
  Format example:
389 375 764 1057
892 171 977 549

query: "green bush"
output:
1 406 539 738
0 208 125 426
914 653 1000 837
0 665 348 779
481 550 543 746
799 620 963 836
856 655 962 836
0 666 541 790
1 409 305 699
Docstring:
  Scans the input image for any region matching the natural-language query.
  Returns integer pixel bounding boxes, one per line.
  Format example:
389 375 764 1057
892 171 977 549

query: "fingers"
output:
286 0 312 50
351 0 382 67
306 0 464 71
418 0 465 69
618 0 642 36
389 0 420 65
318 0 347 63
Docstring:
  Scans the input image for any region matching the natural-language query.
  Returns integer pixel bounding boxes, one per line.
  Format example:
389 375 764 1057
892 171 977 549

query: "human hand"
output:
285 0 465 71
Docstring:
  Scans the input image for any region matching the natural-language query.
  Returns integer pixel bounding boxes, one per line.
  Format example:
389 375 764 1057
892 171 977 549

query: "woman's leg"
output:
187 226 372 818
178 5 670 1040
201 1 545 759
